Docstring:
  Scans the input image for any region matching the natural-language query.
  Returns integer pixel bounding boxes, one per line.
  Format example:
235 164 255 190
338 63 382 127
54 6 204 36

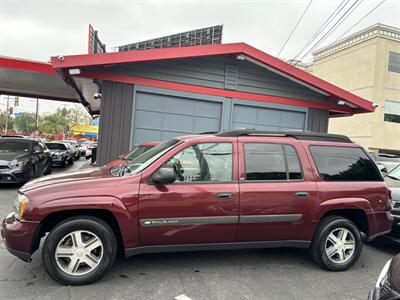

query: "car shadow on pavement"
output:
0 183 24 189
111 247 315 275
367 238 399 256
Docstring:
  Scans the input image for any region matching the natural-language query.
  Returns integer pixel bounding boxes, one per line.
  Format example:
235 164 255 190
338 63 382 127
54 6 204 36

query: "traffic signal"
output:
14 97 19 107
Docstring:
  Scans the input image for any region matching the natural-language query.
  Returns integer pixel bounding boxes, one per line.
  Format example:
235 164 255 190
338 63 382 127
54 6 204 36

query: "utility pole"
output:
35 98 39 134
5 95 10 135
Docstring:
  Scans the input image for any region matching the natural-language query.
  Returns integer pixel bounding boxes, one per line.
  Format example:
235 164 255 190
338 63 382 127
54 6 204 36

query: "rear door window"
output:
243 143 303 181
310 146 382 181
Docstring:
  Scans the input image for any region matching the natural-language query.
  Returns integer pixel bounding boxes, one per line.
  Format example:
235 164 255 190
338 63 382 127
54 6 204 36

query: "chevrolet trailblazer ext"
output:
1 130 393 285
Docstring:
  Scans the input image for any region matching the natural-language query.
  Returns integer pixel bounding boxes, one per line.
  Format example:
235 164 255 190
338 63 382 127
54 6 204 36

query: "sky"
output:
0 0 399 115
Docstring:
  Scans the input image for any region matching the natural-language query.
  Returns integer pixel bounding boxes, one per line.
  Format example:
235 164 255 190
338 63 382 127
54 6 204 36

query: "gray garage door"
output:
132 92 222 145
232 104 306 131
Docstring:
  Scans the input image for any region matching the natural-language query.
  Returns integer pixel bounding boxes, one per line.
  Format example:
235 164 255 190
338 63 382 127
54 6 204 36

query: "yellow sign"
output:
70 124 99 135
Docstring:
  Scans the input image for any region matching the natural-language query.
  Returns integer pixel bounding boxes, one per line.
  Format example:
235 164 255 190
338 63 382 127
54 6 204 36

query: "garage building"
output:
50 43 375 165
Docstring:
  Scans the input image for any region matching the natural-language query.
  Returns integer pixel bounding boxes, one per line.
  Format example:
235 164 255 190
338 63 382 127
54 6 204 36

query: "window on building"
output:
389 52 400 73
243 143 303 181
163 143 232 183
384 100 400 123
310 146 381 181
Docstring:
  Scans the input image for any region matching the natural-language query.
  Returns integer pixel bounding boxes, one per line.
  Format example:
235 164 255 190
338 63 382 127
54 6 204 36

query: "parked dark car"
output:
62 140 81 160
0 137 51 183
369 254 400 299
1 130 393 285
45 142 74 168
383 165 400 243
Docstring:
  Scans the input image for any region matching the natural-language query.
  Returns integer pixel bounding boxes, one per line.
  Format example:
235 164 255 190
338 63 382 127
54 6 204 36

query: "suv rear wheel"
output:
311 216 362 271
42 216 117 285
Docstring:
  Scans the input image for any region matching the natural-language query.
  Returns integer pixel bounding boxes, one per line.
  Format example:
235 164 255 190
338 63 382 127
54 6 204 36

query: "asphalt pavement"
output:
0 159 398 300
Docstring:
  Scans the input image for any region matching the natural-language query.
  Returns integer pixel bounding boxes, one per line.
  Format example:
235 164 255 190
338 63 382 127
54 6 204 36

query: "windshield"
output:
46 143 67 150
0 141 30 153
388 164 400 180
125 139 181 174
124 145 155 161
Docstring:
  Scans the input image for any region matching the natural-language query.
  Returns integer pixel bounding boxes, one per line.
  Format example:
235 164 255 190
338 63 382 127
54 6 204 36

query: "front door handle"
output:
294 192 309 199
216 193 233 200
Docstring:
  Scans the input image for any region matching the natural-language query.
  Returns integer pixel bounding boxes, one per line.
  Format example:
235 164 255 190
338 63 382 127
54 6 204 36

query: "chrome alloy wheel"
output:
55 230 104 276
325 227 356 264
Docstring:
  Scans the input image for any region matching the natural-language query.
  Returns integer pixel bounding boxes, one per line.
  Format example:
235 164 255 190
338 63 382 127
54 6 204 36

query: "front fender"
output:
28 196 139 249
313 197 372 222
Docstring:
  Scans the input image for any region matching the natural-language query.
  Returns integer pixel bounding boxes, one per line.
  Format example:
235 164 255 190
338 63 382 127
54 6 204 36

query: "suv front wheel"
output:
42 216 117 285
311 216 363 271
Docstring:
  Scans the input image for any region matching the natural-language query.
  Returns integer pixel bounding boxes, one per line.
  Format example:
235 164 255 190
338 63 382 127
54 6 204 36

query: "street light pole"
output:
5 95 10 135
35 98 39 134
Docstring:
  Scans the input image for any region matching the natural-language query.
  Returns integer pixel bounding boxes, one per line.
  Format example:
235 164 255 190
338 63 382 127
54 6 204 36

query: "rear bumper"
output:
367 211 394 242
1 212 39 262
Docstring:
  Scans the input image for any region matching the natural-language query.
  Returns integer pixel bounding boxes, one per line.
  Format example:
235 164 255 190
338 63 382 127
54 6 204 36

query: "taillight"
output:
385 189 393 211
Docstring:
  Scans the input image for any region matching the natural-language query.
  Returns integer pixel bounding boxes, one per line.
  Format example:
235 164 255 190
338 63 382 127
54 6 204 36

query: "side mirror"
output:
151 167 176 184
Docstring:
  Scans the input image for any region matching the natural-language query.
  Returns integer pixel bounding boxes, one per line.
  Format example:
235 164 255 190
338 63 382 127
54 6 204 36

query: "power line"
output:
277 0 314 57
295 0 363 64
335 0 386 41
291 0 350 62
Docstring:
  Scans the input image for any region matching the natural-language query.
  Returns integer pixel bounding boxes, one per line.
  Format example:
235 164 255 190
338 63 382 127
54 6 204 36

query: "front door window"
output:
163 142 233 183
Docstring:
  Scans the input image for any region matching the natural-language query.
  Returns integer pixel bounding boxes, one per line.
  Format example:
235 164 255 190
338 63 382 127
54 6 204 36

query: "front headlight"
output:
376 260 392 288
8 159 25 168
13 193 29 220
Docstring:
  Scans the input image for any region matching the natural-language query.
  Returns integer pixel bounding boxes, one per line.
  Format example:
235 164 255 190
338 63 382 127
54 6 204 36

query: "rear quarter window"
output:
310 146 382 181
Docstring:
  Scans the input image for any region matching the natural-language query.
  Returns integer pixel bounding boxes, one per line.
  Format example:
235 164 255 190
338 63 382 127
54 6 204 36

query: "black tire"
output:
29 165 36 180
68 157 74 165
310 216 362 271
86 156 91 160
42 216 117 286
44 162 52 175
62 160 67 168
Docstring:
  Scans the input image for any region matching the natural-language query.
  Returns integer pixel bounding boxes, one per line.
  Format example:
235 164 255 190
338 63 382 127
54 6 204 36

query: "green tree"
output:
39 108 69 134
67 105 92 127
38 105 91 134
0 111 14 131
13 113 36 132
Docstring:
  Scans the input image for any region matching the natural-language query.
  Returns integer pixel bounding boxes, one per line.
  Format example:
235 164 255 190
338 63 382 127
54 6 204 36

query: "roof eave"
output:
50 42 375 114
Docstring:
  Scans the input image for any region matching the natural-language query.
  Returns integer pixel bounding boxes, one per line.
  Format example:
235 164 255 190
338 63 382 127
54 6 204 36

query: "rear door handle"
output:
294 192 309 199
216 193 233 200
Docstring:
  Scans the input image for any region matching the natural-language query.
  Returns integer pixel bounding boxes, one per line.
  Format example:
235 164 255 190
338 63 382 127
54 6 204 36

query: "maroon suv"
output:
1 130 393 285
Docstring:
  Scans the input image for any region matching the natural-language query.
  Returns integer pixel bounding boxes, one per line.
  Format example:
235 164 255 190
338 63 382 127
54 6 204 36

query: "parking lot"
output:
0 160 397 300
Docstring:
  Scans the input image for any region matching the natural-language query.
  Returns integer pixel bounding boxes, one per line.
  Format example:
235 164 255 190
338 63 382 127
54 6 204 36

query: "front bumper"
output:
0 166 29 183
1 212 40 262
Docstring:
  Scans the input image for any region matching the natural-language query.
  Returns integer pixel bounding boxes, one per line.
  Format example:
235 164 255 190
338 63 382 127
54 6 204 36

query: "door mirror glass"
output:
151 167 176 184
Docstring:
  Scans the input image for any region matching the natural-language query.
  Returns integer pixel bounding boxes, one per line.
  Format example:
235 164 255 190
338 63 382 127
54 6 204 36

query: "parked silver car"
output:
384 165 400 243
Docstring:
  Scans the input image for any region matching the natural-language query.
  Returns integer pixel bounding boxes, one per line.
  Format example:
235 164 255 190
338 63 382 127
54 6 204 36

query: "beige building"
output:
311 24 400 153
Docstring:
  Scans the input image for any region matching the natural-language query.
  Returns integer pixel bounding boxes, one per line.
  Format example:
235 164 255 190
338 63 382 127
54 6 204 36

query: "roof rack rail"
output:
198 131 219 134
215 129 352 143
